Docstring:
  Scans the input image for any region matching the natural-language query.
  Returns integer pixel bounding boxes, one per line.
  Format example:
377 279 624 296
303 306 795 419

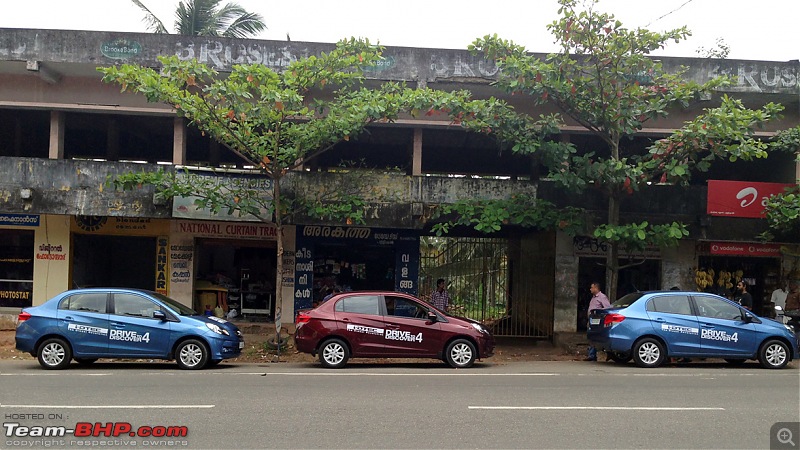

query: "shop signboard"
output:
0 214 39 227
172 172 273 222
708 242 782 257
707 180 794 218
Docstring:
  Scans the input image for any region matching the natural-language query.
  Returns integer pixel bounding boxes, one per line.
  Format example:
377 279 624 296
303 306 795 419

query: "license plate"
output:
239 341 245 349
589 318 601 325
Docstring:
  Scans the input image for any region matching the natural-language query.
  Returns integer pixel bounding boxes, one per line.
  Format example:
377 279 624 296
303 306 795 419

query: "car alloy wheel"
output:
445 339 476 368
176 339 209 370
632 338 665 368
37 338 72 370
758 340 789 369
319 338 349 369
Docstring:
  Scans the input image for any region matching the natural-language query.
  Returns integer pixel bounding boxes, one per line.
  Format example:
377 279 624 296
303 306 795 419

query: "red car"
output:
295 291 495 368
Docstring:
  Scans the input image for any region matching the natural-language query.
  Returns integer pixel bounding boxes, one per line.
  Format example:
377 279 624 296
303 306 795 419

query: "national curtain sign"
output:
706 180 794 218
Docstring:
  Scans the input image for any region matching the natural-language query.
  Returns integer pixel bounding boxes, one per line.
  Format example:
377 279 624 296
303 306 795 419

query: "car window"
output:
60 293 107 313
646 295 692 315
694 296 742 321
113 293 160 318
612 292 644 308
335 295 379 315
385 296 427 319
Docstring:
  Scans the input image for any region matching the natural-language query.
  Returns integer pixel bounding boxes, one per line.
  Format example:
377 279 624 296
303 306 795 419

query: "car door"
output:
645 294 701 355
381 294 444 357
692 295 756 357
333 294 386 357
109 292 172 358
57 292 110 356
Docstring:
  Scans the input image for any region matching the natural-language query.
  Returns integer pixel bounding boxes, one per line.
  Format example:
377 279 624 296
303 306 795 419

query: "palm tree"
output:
132 0 266 38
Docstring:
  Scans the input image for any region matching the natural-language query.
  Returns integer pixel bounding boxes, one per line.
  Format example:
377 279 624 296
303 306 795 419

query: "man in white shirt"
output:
771 282 788 311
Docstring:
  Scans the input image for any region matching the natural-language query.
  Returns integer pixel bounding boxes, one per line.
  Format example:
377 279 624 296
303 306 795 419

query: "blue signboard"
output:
0 214 39 227
293 226 420 311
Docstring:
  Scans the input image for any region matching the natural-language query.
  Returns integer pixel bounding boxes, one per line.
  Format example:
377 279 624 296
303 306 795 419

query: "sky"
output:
1 0 798 62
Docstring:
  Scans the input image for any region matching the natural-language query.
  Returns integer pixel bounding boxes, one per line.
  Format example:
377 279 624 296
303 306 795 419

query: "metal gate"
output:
419 236 525 337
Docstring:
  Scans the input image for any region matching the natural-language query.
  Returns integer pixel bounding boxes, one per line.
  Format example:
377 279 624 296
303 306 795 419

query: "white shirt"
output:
771 288 788 309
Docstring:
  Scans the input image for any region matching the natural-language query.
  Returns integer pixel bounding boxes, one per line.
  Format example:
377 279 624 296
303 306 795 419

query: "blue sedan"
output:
587 291 799 369
15 288 243 370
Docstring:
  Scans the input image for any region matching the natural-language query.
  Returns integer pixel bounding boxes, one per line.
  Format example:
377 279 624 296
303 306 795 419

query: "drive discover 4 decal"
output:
346 324 423 342
701 329 739 342
109 330 151 343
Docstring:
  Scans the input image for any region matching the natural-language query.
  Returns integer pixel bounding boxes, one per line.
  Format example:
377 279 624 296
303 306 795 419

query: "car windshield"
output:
150 292 198 316
612 292 644 308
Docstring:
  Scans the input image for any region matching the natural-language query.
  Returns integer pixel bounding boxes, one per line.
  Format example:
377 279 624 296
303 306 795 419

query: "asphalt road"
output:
1 359 799 449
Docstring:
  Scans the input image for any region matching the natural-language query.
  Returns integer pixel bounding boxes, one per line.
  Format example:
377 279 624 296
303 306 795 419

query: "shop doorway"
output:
72 234 156 290
576 258 661 331
312 243 395 303
696 256 781 316
195 239 277 319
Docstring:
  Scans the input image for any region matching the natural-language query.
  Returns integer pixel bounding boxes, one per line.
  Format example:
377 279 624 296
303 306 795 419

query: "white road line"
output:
0 373 111 376
255 372 559 376
469 406 725 411
0 404 215 409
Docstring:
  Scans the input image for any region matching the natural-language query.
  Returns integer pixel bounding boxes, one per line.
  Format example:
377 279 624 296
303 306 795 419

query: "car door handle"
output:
386 325 400 330
703 324 715 328
62 316 74 321
111 322 126 329
655 318 666 322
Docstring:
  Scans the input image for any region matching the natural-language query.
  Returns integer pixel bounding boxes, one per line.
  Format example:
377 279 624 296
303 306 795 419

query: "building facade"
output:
1 29 798 338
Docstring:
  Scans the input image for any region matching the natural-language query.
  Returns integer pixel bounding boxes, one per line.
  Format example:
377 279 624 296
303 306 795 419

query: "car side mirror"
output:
153 310 167 321
427 311 438 323
742 312 753 323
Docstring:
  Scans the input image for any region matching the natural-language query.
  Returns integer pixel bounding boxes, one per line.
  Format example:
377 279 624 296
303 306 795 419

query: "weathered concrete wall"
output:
660 240 698 291
1 29 797 95
553 231 580 332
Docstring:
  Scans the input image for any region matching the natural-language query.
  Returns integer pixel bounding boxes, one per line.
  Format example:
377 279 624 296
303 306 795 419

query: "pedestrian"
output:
585 282 611 362
736 281 753 311
430 278 450 312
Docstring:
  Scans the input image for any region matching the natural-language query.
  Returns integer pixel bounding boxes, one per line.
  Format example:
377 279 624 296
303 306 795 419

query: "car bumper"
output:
207 335 244 360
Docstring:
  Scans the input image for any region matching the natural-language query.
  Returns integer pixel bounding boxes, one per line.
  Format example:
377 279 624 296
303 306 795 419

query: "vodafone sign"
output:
707 180 794 218
709 242 782 257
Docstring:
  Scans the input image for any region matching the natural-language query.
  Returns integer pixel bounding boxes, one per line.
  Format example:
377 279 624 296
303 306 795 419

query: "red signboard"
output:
707 180 794 218
708 242 782 257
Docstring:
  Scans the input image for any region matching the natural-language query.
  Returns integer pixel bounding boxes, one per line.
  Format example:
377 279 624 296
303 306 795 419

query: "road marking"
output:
0 404 215 409
253 372 559 376
0 373 111 376
469 406 725 411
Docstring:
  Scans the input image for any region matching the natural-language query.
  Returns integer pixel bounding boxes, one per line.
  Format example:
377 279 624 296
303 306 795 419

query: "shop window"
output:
0 229 34 307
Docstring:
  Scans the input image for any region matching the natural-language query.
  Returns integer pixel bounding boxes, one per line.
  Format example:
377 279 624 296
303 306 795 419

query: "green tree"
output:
99 38 407 318
132 0 266 38
458 0 786 300
763 127 800 237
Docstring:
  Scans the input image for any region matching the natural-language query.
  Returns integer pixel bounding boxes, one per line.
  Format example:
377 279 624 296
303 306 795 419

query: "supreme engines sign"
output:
707 180 794 218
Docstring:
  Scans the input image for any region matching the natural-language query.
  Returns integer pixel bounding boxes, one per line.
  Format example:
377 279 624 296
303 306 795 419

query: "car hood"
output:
188 315 241 334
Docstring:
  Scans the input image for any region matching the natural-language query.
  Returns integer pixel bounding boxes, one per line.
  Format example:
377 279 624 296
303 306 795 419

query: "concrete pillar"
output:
553 231 579 333
412 128 422 176
48 111 64 159
107 118 119 161
173 117 186 165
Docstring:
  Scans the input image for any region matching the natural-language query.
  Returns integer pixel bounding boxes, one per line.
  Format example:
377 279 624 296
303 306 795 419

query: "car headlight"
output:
785 324 795 333
470 323 488 334
206 322 230 336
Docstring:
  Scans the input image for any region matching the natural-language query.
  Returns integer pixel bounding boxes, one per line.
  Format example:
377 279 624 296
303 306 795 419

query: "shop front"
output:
71 216 170 294
293 226 420 311
168 220 296 320
695 241 784 316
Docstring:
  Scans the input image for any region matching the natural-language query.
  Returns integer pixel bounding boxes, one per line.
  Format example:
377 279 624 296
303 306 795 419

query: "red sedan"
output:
295 291 495 368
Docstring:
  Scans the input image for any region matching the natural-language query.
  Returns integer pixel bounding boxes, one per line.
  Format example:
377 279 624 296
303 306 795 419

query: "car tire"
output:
445 339 477 368
74 358 98 365
632 337 665 368
758 339 789 369
724 358 746 365
606 351 632 364
265 335 289 350
175 339 209 370
318 338 349 369
37 338 72 370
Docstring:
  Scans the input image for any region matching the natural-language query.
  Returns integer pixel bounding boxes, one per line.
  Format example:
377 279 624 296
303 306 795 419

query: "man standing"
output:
736 281 753 311
585 282 611 361
430 278 450 313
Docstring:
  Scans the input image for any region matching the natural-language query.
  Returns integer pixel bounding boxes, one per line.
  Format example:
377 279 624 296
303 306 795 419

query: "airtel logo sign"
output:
735 187 768 208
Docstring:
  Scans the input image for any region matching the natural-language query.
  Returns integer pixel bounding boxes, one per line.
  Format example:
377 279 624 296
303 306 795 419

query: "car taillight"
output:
17 311 31 323
296 313 311 327
603 313 625 327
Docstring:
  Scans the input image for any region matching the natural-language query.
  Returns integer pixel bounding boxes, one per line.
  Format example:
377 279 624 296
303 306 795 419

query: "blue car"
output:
15 288 243 370
587 291 799 369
